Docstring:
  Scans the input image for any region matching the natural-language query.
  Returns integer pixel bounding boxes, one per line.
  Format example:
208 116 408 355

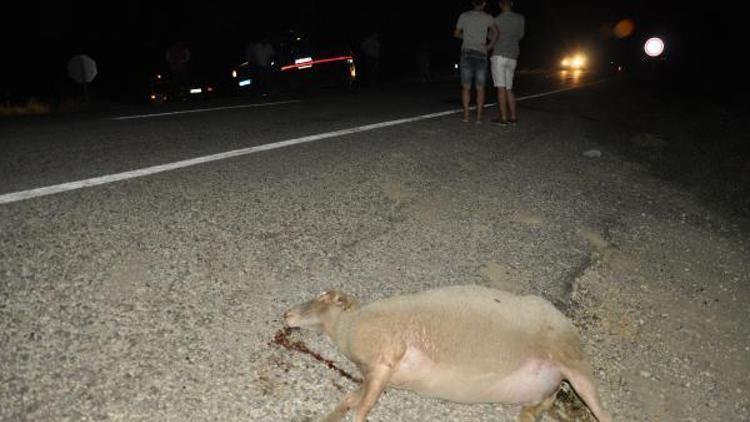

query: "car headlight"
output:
572 55 586 68
562 54 587 69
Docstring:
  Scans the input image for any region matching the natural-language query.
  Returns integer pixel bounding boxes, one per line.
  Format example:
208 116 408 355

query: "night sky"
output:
0 0 737 102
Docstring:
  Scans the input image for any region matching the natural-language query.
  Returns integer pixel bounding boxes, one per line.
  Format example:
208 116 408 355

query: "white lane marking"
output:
518 84 593 101
0 83 600 205
110 99 302 120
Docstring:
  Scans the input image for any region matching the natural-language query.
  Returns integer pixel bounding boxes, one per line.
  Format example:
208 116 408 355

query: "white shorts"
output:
490 55 517 89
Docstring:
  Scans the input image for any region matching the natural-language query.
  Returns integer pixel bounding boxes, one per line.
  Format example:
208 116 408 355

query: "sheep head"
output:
285 290 358 331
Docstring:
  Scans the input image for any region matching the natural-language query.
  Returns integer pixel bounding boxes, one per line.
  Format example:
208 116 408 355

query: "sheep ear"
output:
334 293 355 310
317 290 335 303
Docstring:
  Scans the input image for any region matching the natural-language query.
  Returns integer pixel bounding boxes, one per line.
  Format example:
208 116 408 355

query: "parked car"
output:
146 71 220 104
147 43 235 104
231 30 356 96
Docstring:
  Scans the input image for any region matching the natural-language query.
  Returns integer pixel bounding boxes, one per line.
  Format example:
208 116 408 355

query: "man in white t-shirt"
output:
454 0 497 123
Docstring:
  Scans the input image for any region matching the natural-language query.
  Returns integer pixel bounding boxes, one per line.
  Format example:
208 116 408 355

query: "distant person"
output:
247 38 275 94
416 42 431 83
490 0 525 125
454 0 497 123
246 38 275 68
360 32 381 86
166 41 191 97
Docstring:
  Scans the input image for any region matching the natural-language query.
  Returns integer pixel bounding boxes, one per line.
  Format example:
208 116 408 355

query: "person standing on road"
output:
416 41 431 83
247 37 275 95
490 0 524 125
454 0 497 123
166 41 191 98
360 32 381 86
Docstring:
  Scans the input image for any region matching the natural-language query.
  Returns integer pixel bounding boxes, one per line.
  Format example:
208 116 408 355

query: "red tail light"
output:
281 55 354 71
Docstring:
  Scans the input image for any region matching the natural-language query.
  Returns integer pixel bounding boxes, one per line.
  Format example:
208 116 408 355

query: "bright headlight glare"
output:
644 37 665 57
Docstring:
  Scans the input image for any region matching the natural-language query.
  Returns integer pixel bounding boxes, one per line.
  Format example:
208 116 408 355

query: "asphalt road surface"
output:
2 72 749 421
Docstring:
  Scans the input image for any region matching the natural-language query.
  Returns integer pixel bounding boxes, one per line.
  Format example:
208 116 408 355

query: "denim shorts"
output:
460 50 488 88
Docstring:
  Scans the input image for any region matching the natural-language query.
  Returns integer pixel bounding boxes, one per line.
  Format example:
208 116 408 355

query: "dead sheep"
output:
284 284 612 422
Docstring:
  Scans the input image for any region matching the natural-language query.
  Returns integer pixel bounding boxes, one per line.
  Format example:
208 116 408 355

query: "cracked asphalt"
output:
2 75 749 421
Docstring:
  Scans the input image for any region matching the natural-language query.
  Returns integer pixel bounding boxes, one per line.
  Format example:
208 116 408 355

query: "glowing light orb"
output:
644 37 665 57
614 19 635 38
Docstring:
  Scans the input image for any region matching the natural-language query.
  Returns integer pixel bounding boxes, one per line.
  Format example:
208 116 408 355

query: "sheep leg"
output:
518 392 557 422
353 362 397 422
561 363 613 422
321 388 363 422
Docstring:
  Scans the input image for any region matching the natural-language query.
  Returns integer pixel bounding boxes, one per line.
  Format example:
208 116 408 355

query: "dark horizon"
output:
0 0 737 103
